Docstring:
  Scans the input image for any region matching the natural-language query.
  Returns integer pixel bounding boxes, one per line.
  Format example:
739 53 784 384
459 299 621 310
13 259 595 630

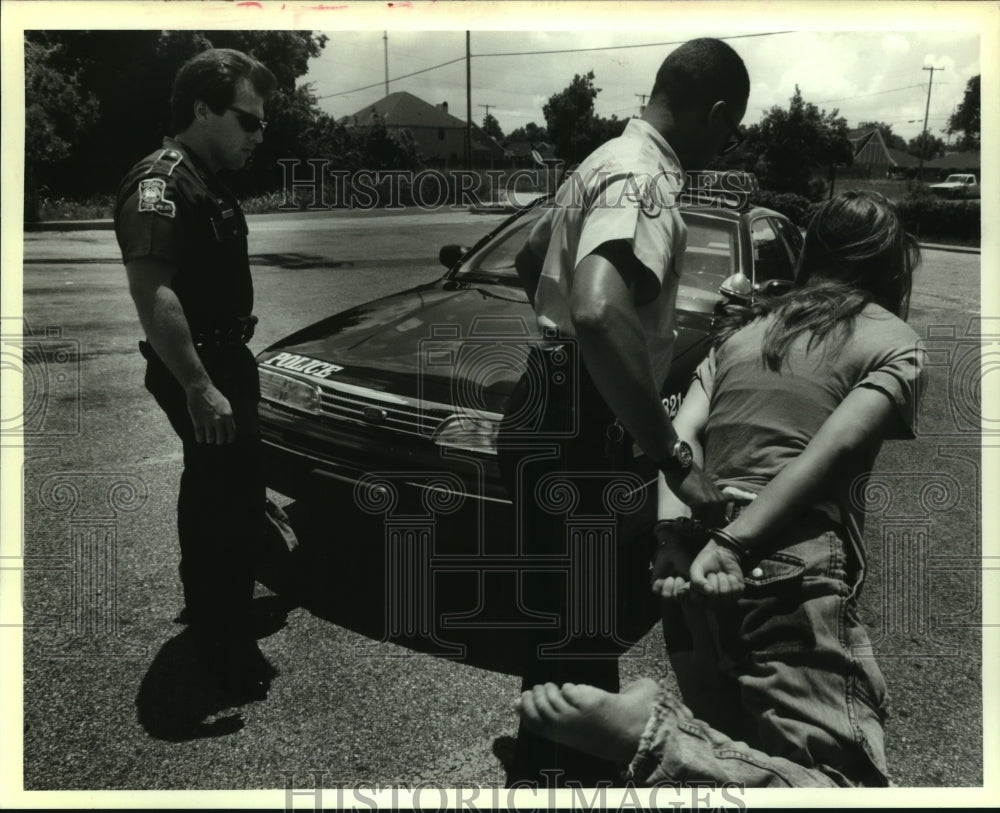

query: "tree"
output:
506 121 549 145
907 130 946 161
23 37 100 220
481 112 504 142
23 30 328 201
542 71 623 165
856 120 907 151
947 74 980 149
742 85 853 198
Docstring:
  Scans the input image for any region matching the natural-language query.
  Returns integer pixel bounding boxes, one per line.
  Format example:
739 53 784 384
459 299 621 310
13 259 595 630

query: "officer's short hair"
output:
650 38 749 114
172 48 278 132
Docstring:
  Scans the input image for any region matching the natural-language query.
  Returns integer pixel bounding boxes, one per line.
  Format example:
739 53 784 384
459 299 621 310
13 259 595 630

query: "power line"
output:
474 30 796 58
316 55 466 99
814 83 926 104
316 31 795 101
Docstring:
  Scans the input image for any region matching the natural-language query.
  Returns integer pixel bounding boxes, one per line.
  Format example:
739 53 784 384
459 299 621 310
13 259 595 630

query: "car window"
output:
677 215 737 308
456 208 737 303
750 216 795 286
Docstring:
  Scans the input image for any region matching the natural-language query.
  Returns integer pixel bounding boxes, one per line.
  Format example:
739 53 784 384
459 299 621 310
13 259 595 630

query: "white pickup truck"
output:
929 174 980 199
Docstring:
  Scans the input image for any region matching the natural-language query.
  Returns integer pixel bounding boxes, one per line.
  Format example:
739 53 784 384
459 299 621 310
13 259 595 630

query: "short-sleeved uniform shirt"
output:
526 118 687 388
114 137 252 334
694 303 927 545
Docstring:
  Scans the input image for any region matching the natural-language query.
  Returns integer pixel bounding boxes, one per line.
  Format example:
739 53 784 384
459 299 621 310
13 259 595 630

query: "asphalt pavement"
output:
10 207 988 798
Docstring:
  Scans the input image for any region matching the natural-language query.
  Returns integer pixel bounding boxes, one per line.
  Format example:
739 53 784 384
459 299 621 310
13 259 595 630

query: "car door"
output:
749 215 797 291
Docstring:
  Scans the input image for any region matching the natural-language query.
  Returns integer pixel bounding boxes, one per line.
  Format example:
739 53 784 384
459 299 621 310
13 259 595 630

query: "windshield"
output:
455 208 738 303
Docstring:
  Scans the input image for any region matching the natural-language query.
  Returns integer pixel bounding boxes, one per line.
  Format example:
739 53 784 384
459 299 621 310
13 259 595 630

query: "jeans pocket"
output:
732 551 824 658
742 552 806 589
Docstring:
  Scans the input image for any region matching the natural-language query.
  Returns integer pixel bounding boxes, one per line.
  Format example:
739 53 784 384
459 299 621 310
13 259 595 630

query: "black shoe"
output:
220 637 278 702
191 629 277 703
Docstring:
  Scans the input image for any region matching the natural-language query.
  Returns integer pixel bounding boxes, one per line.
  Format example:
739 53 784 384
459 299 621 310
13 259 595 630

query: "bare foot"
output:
515 678 660 765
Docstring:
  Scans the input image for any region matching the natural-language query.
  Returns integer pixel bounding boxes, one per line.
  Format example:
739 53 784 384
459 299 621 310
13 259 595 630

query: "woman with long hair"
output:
515 190 927 787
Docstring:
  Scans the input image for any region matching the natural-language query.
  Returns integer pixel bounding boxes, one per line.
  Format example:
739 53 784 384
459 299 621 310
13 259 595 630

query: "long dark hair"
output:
716 191 920 370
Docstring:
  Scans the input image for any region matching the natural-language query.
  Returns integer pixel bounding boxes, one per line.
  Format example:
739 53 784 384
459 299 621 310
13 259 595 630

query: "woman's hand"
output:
650 523 699 601
689 539 745 600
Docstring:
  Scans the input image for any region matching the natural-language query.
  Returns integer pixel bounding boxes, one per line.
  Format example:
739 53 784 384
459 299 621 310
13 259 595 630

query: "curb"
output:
22 218 983 257
24 219 114 232
916 242 980 255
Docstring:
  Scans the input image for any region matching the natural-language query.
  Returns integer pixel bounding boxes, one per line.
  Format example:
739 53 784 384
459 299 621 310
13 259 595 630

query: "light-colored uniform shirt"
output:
526 118 688 388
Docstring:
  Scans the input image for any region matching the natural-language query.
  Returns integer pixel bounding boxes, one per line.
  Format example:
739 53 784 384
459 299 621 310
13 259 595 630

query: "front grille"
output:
317 382 454 437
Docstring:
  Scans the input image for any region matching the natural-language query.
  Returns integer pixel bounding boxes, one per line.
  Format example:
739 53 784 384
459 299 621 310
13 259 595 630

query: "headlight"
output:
432 414 501 456
259 368 322 414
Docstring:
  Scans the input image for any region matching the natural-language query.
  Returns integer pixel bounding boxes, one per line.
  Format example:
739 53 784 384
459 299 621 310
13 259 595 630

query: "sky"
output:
305 29 981 145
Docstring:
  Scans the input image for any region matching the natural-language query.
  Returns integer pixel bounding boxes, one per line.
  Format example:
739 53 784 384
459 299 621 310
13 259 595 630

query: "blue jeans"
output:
629 513 889 787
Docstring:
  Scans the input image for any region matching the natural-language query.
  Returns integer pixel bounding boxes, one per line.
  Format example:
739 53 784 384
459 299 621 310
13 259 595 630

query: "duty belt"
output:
192 315 258 349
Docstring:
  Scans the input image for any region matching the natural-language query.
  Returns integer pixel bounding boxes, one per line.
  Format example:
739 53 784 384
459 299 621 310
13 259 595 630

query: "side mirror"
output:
439 244 470 269
719 273 753 303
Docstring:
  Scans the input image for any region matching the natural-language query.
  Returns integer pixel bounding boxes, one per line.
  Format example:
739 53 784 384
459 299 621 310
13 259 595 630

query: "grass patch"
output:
36 194 115 221
831 177 916 200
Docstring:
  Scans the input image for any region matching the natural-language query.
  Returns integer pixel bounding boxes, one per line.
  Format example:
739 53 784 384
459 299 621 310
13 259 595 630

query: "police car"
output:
255 196 803 507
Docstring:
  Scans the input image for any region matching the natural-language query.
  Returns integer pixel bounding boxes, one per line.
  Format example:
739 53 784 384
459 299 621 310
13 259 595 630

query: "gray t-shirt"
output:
694 302 927 538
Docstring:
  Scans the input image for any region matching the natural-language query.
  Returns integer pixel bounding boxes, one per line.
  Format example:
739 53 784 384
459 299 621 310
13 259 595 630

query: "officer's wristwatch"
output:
659 439 694 475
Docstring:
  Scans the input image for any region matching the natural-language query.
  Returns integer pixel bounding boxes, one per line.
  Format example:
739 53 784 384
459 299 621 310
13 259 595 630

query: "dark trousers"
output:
142 342 265 640
497 344 650 784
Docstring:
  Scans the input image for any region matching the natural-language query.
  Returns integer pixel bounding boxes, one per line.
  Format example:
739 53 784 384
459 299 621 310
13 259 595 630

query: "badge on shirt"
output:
137 178 176 218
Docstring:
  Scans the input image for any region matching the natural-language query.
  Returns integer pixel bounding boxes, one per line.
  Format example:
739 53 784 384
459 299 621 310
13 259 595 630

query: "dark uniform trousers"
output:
142 340 265 640
497 343 655 785
115 139 264 646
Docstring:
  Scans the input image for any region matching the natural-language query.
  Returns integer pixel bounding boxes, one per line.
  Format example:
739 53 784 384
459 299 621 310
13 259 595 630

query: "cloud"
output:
882 34 911 56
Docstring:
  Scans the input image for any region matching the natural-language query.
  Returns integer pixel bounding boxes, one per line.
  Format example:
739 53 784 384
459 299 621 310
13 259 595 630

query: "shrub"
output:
895 198 980 242
749 190 813 226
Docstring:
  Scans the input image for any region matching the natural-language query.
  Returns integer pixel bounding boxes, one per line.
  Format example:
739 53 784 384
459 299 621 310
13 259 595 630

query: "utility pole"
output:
635 93 648 116
918 65 944 178
478 105 496 170
383 31 389 97
465 31 472 170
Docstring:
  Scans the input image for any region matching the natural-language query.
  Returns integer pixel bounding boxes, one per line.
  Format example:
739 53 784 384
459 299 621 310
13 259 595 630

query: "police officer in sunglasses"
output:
114 48 278 699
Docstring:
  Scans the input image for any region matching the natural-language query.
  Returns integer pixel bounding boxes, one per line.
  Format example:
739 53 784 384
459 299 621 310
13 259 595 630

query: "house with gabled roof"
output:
340 91 504 168
845 127 894 178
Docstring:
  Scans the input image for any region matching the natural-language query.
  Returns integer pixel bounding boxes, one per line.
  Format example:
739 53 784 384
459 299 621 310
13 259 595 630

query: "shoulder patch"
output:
137 178 176 218
147 148 184 177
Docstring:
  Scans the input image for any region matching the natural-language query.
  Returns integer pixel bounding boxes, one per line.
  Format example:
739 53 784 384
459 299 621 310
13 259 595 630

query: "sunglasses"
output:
719 107 744 155
228 106 267 133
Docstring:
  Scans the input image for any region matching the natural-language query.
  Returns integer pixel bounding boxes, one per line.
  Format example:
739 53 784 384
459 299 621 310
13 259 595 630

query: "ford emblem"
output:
362 406 389 424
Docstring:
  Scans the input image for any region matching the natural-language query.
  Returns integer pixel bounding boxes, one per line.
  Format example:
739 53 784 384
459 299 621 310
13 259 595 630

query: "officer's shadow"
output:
134 595 289 742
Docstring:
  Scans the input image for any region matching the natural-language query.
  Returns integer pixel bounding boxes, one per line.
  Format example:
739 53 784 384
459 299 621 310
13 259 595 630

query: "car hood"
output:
258 281 538 409
258 279 714 411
